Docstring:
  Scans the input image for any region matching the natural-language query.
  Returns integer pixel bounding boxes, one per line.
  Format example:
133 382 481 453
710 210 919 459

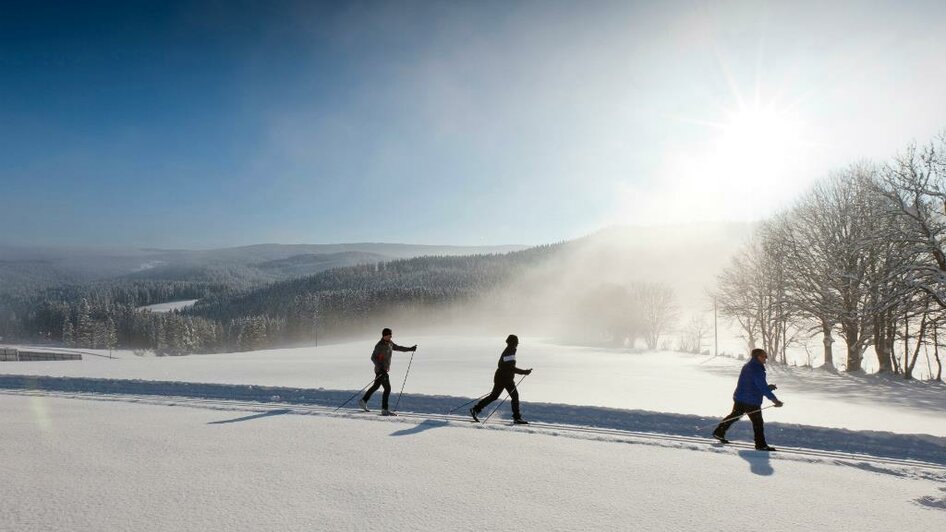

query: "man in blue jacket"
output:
712 348 784 451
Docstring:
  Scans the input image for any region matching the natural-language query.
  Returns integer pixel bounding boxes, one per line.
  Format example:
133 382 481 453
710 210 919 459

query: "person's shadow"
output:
738 450 775 476
208 409 291 425
390 419 449 437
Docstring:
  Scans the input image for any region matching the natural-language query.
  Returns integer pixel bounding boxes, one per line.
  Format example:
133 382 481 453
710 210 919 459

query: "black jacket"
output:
494 345 529 381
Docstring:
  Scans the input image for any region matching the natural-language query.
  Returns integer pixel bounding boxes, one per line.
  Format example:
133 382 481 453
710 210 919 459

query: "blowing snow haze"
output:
0 222 750 351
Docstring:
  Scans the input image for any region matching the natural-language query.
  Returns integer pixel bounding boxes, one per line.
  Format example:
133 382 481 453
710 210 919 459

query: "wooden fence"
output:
0 348 82 361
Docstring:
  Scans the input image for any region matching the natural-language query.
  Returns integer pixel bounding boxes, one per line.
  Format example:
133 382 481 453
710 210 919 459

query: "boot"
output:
359 399 369 412
469 407 480 422
513 418 529 425
382 409 397 416
712 431 729 444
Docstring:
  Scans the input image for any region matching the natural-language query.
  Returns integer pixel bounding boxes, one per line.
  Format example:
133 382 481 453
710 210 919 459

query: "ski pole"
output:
698 405 776 431
447 393 489 414
482 374 528 424
393 348 417 412
333 377 378 412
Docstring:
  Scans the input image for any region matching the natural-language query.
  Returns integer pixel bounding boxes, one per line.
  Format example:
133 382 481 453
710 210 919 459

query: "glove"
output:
768 384 778 391
411 345 417 351
525 368 533 375
774 400 784 407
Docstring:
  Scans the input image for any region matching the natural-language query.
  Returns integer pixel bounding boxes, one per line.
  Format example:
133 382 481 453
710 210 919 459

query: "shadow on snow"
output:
738 449 774 476
2 374 944 466
208 408 291 425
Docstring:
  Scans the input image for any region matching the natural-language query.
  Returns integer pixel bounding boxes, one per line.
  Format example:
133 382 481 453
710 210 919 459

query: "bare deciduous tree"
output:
715 246 761 353
636 282 677 350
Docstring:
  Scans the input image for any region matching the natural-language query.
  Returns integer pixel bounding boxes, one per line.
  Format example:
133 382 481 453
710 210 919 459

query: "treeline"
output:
188 247 563 349
567 282 678 349
0 280 231 354
716 133 946 381
0 246 564 353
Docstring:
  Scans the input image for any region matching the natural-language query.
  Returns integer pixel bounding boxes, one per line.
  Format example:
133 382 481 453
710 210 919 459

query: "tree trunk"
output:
903 313 910 378
874 315 892 373
845 324 863 372
888 317 901 374
934 327 943 382
822 321 834 369
906 313 928 380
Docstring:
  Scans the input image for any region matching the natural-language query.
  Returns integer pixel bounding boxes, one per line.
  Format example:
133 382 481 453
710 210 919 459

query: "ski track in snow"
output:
3 374 945 474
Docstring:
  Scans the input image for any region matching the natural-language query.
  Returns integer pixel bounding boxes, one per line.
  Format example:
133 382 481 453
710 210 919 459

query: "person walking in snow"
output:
470 334 532 424
712 348 783 451
360 327 416 416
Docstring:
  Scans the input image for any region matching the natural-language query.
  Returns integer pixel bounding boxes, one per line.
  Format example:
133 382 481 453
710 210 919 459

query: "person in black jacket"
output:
470 334 532 424
360 327 416 416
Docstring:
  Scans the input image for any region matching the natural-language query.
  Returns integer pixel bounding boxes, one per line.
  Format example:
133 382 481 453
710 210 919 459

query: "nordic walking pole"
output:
447 393 489 414
698 404 776 431
333 377 378 412
482 374 528 424
393 348 417 412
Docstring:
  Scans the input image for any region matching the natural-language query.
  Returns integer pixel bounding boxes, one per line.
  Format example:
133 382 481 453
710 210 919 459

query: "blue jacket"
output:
733 357 779 406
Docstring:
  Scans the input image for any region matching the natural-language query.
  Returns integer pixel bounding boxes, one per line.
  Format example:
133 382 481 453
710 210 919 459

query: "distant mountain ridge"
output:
0 223 753 352
189 222 755 341
0 242 529 290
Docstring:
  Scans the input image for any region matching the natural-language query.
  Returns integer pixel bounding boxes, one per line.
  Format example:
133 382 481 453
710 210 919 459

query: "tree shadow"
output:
390 419 449 437
701 363 946 414
208 409 291 425
738 450 774 476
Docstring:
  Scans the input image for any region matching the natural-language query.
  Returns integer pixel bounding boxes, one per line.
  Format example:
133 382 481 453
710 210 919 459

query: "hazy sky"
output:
3 0 946 248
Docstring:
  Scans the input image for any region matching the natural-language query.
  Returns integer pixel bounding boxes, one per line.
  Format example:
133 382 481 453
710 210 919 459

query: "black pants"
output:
473 376 520 419
714 401 767 448
363 372 391 410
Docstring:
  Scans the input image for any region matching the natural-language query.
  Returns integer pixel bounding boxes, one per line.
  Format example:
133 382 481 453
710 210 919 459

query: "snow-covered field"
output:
3 336 944 437
137 299 199 312
3 336 946 530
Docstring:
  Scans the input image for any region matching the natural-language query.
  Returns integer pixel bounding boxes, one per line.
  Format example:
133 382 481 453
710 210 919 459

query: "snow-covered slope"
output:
137 299 199 312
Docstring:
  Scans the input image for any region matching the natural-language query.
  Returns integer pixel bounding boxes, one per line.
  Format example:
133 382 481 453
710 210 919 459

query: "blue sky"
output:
3 0 946 248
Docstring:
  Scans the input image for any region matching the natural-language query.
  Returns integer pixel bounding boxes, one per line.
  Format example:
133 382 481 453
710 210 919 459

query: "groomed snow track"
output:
2 374 945 475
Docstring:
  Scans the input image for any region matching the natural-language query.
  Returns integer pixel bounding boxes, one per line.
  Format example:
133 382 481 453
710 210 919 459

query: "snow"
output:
3 336 946 530
137 299 198 312
3 394 945 531
2 336 944 437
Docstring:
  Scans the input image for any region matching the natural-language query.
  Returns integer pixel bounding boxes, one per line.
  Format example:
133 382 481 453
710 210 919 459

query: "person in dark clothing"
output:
713 348 784 450
360 328 416 416
470 334 532 424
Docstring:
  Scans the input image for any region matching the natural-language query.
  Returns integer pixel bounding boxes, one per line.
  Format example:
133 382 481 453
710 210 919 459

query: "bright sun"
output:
714 104 804 172
697 102 808 201
619 99 812 227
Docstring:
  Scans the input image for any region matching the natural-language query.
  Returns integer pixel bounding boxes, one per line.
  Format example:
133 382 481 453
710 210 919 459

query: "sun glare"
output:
714 103 805 174
621 100 813 227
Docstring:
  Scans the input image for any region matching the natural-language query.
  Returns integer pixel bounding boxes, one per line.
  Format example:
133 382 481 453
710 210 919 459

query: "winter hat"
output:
382 328 392 337
506 334 519 346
